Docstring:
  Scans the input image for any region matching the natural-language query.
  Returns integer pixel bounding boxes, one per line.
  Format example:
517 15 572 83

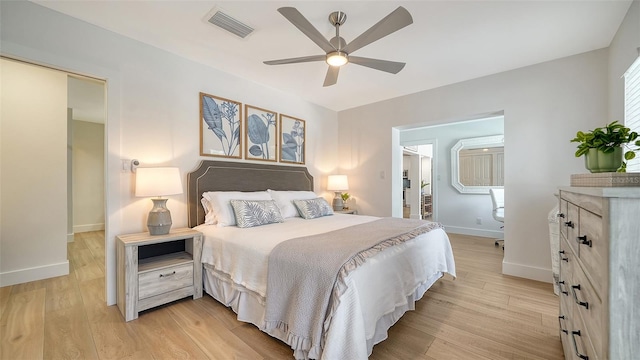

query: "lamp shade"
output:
327 175 349 191
135 167 183 197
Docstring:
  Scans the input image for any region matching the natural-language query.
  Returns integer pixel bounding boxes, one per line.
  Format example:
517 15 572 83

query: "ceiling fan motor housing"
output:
329 11 347 27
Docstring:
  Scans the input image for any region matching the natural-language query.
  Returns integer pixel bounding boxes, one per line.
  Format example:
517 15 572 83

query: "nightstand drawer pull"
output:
571 284 589 309
159 271 176 278
558 315 568 334
577 235 592 247
571 330 589 360
564 221 574 228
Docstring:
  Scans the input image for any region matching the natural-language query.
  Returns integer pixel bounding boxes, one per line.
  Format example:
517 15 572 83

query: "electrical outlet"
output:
476 217 482 225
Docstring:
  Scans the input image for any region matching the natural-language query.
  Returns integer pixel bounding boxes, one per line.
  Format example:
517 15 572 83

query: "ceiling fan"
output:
264 7 413 87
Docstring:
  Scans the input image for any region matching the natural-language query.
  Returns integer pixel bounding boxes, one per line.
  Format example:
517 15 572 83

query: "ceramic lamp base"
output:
332 191 344 211
147 198 172 235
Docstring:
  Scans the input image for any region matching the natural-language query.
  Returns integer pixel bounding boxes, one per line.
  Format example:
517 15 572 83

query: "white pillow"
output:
267 189 318 218
202 191 271 227
201 197 217 225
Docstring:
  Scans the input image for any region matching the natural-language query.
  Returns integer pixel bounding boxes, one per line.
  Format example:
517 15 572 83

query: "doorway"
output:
401 144 434 220
0 57 106 286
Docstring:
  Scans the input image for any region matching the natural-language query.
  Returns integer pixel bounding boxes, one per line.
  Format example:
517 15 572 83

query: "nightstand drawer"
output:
139 262 194 300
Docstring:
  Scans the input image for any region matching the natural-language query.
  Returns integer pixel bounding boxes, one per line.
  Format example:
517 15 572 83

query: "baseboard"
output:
0 261 69 287
444 225 503 239
73 223 105 233
67 233 75 242
502 260 553 283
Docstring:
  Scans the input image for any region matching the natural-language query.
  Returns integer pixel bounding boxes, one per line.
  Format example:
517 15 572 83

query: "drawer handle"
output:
558 315 568 334
571 330 589 360
577 235 592 248
558 280 568 295
564 221 574 228
557 213 565 218
159 271 176 278
559 250 568 262
571 284 589 309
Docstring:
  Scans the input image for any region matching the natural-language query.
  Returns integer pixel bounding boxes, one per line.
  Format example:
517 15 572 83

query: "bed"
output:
187 160 456 360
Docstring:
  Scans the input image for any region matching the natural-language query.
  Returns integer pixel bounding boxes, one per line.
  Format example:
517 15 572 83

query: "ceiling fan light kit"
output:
264 6 413 86
326 51 348 67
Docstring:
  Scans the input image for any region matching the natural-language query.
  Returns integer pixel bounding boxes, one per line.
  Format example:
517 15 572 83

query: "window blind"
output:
624 55 640 172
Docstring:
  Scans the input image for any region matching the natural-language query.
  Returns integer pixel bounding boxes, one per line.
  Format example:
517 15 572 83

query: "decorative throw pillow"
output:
230 200 285 228
267 189 318 218
202 191 272 227
293 198 334 219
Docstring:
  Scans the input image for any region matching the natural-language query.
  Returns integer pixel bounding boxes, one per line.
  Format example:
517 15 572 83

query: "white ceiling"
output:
34 1 632 112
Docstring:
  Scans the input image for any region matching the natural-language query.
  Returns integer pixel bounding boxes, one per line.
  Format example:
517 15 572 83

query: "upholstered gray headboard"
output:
187 160 314 228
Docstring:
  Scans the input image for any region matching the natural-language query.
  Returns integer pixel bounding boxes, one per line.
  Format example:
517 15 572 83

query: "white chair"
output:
490 188 505 248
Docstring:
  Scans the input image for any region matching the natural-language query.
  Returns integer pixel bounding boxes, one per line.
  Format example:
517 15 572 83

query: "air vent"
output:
207 11 254 39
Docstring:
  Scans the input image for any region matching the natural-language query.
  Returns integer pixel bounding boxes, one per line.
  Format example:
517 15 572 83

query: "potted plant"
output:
571 121 640 172
420 180 429 194
341 193 350 209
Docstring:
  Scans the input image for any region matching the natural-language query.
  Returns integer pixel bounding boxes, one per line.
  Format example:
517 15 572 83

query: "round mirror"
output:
451 135 504 194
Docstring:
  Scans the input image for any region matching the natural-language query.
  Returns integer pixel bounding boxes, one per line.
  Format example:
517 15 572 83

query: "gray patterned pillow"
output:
293 198 334 219
230 200 284 228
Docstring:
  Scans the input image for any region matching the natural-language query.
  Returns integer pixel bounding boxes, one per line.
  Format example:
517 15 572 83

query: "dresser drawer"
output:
558 237 574 297
560 199 569 239
576 208 606 299
565 202 580 257
571 303 599 360
139 262 194 300
571 266 603 358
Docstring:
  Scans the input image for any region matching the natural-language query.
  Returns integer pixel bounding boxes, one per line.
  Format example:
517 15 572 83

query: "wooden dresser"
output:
557 187 640 359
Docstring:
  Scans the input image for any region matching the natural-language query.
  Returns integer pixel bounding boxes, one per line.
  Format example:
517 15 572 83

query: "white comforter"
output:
196 214 456 359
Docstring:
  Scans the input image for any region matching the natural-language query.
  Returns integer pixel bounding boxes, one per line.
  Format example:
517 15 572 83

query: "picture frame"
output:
200 92 242 159
280 114 306 164
245 105 278 162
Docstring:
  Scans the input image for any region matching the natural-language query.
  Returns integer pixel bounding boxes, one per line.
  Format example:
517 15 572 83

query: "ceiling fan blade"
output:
323 66 340 87
264 55 326 65
349 56 406 74
278 7 336 54
343 6 413 54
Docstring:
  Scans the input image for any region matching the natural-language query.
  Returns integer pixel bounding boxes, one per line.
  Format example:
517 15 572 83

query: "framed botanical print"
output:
280 114 305 164
200 92 242 158
245 105 278 162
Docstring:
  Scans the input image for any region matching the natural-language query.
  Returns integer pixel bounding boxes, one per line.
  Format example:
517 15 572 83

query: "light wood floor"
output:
1 231 563 359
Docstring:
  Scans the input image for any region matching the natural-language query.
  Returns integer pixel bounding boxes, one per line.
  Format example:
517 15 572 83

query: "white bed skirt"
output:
203 264 443 359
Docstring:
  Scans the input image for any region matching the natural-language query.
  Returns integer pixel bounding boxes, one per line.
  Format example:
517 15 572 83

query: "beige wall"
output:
72 120 105 233
0 59 69 286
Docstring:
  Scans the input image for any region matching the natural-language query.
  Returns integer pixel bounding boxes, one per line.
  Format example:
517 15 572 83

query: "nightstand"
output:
116 228 203 321
335 209 357 214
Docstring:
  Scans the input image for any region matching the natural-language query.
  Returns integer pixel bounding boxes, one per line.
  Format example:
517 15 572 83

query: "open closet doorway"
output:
0 57 106 287
401 144 434 220
68 75 106 274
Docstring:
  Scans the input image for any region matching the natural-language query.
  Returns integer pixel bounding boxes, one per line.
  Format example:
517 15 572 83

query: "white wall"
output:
1 1 338 303
72 119 105 233
0 59 69 286
338 49 609 282
609 0 640 123
400 117 504 238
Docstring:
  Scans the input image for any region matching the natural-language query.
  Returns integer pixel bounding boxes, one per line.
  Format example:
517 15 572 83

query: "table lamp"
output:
135 167 183 235
327 175 349 211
